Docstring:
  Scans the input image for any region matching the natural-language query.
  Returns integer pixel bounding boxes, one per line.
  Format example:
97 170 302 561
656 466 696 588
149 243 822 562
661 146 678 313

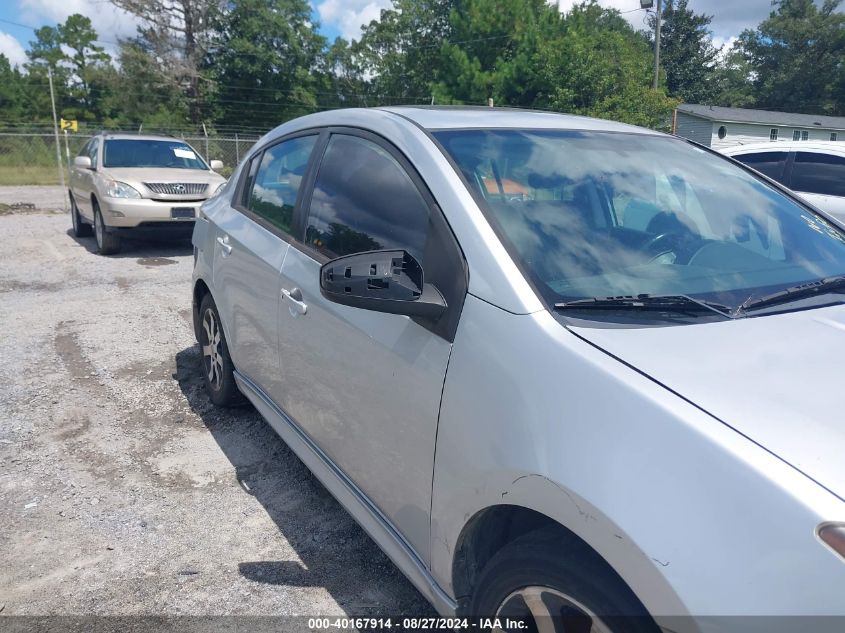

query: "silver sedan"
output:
191 107 845 632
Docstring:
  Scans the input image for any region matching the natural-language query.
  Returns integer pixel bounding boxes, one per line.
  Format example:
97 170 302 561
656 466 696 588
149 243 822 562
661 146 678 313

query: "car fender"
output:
431 294 845 619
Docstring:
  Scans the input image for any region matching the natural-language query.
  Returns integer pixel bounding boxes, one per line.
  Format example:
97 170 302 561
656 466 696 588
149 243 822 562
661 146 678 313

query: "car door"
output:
211 133 319 398
69 139 91 215
275 130 466 565
73 138 100 221
785 151 845 224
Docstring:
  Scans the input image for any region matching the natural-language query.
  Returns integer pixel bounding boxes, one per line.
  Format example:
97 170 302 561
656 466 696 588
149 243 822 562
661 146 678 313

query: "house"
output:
673 104 845 150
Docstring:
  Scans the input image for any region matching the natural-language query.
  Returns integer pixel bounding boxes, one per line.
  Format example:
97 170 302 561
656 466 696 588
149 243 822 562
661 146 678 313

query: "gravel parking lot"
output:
0 200 431 618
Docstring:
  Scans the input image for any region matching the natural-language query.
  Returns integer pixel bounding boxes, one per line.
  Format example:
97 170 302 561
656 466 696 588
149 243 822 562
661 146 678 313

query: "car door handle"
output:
216 235 232 256
281 287 308 315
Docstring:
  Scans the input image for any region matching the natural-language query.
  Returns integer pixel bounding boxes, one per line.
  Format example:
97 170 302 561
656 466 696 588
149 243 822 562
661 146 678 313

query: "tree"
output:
355 0 455 105
0 55 26 123
647 0 720 103
109 0 225 122
711 48 755 108
432 0 557 107
738 0 845 114
206 0 326 128
26 14 112 120
107 39 192 128
538 2 677 129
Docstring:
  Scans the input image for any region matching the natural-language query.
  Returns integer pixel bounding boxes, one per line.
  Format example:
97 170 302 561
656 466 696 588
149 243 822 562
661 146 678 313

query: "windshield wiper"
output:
735 275 845 315
554 294 735 319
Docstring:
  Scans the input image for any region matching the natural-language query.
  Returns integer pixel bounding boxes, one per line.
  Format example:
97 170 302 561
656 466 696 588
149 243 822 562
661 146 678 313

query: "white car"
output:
722 141 845 224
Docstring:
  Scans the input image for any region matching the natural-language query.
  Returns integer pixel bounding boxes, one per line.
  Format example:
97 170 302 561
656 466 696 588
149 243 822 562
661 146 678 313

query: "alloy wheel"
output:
494 586 614 633
201 308 223 391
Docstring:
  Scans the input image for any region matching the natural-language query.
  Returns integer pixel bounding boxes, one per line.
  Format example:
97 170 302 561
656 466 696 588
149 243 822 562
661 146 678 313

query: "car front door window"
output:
304 134 430 261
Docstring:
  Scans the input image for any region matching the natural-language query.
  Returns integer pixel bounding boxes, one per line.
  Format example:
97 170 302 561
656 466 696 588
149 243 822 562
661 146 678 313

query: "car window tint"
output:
791 152 845 197
305 135 429 261
247 135 317 235
88 139 99 169
732 151 788 182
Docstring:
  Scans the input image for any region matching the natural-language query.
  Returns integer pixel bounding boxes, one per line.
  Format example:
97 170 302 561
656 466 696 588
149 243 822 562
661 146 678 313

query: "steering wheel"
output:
643 232 682 259
643 231 709 265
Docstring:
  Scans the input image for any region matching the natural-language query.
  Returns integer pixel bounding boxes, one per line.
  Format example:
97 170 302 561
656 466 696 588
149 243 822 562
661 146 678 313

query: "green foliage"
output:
206 0 326 128
737 0 845 115
355 0 454 104
25 14 112 121
1 0 841 134
648 0 720 103
537 2 677 129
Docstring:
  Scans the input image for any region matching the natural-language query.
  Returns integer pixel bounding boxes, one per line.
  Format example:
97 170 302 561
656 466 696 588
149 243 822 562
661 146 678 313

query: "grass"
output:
0 165 65 186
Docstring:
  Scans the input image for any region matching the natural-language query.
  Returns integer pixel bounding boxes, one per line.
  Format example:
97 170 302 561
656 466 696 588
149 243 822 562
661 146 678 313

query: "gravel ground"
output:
0 186 66 211
0 207 431 620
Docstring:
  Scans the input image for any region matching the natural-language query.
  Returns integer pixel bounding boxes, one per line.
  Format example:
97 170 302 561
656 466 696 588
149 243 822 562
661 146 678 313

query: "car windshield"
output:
434 129 845 317
103 139 208 170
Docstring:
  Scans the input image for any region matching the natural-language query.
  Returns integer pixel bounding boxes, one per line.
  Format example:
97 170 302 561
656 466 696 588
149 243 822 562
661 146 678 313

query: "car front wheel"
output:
470 527 658 633
93 201 121 255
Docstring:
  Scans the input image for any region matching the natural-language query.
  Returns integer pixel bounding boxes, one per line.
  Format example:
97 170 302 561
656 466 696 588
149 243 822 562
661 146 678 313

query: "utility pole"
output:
652 0 662 90
47 68 68 212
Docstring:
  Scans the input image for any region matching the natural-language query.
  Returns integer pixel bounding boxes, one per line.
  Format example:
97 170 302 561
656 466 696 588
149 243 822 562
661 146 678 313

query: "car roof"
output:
378 105 659 134
722 141 845 154
269 106 663 140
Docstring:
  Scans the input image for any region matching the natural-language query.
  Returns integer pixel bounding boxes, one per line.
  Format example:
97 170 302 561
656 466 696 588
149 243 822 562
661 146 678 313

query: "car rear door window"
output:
732 151 788 183
304 134 429 262
247 135 317 235
790 152 845 197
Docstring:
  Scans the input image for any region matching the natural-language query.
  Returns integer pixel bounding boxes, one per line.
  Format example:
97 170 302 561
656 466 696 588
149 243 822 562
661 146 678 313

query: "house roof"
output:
677 104 845 131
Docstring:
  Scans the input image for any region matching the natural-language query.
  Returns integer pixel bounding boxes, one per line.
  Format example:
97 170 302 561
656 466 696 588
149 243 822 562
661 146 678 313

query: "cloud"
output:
554 0 786 40
314 0 391 41
0 31 27 67
19 0 142 55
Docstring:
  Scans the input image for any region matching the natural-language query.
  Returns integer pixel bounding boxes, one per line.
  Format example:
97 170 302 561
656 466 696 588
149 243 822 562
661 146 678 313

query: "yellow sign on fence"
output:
60 118 78 132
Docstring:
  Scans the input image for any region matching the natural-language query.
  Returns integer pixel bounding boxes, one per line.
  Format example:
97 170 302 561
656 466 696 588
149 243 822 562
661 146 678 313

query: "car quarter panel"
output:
431 294 845 619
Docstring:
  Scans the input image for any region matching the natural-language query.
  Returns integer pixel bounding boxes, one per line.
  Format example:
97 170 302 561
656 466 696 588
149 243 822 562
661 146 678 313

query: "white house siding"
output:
709 121 842 149
674 112 713 146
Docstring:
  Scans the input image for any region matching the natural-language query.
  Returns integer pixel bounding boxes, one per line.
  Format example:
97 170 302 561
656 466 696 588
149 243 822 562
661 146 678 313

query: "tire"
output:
93 200 121 255
198 294 244 407
69 192 92 237
470 527 659 633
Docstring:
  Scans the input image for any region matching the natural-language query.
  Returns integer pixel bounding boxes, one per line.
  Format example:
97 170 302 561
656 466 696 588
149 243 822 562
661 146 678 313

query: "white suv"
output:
722 141 845 224
69 132 226 254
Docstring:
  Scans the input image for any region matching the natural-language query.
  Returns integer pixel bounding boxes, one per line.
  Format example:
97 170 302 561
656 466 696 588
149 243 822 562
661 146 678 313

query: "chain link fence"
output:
0 128 263 195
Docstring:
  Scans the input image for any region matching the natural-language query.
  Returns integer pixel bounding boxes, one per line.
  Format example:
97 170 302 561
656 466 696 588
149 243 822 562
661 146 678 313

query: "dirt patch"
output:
137 257 177 267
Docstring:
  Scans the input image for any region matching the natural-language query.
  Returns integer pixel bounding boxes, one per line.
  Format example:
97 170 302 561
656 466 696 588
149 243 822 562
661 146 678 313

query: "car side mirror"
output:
74 156 92 169
210 160 224 171
319 250 447 319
